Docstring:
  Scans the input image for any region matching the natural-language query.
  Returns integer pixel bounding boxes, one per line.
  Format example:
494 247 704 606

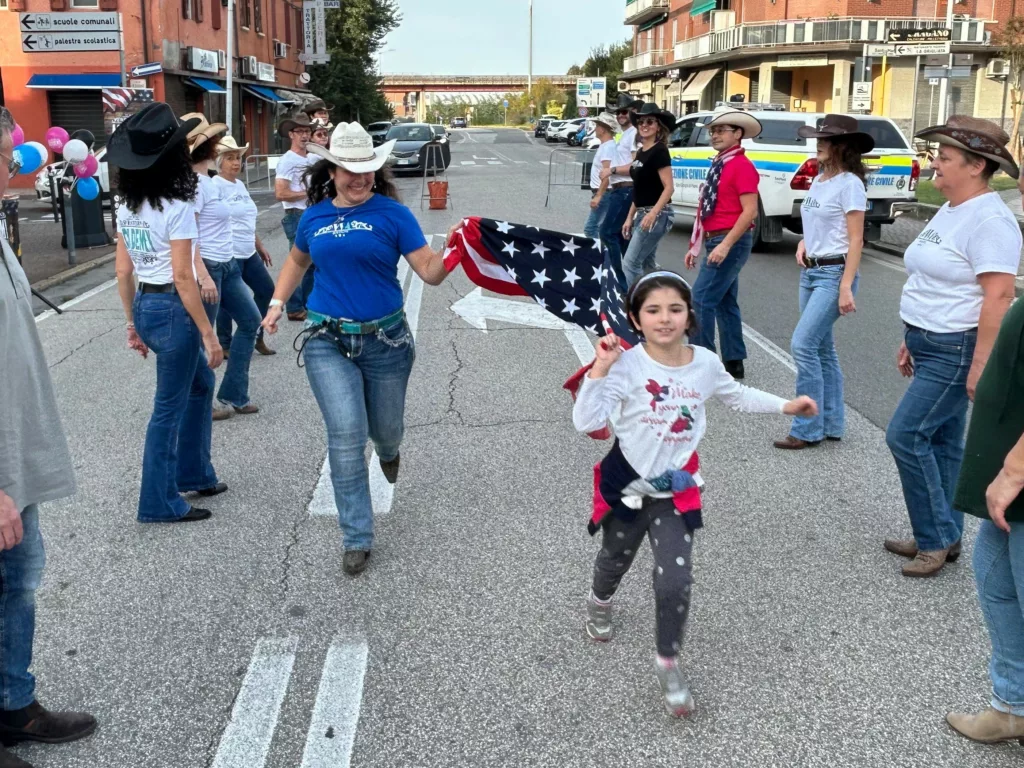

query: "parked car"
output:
35 146 110 202
560 118 588 145
450 117 467 129
385 122 452 174
430 124 451 141
669 109 920 246
534 118 553 137
367 121 392 147
544 120 567 142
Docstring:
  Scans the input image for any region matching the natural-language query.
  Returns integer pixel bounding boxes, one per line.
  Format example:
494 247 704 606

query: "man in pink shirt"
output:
685 109 762 379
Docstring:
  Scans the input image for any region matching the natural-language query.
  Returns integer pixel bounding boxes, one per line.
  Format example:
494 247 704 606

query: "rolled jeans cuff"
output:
991 695 1024 718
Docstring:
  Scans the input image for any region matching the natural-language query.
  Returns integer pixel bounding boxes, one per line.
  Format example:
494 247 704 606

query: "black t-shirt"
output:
630 142 672 208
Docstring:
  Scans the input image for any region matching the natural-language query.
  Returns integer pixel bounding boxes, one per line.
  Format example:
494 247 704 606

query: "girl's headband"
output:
627 270 692 303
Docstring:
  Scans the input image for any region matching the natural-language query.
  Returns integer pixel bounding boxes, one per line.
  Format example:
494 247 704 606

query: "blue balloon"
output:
76 176 100 201
13 144 42 175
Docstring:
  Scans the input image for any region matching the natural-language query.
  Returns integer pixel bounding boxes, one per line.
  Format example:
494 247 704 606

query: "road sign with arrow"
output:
19 12 119 31
22 31 121 52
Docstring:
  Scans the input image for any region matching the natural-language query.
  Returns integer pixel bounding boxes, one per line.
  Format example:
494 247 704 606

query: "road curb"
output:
868 240 1024 297
31 250 116 292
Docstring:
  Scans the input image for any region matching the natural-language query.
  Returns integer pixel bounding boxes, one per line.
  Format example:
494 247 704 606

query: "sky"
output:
381 0 628 76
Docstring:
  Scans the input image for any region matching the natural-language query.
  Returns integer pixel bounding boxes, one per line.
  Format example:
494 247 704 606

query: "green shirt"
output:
954 299 1024 522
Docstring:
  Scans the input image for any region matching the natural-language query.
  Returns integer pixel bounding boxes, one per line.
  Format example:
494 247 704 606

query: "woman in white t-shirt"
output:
110 103 225 524
185 114 263 421
584 112 622 239
775 115 872 451
883 115 1022 578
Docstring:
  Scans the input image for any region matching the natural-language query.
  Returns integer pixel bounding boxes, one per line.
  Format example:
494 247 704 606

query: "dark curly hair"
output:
304 159 399 206
626 270 698 337
114 141 197 213
190 137 219 165
822 137 868 186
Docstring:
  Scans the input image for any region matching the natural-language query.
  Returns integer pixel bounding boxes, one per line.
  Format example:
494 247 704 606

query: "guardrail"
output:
244 154 283 192
545 147 596 208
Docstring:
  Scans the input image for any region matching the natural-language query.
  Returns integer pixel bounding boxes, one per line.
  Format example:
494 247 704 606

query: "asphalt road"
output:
19 128 1018 768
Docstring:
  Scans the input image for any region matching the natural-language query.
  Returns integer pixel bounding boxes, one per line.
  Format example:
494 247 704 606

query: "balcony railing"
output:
625 0 670 26
672 16 990 64
623 48 671 73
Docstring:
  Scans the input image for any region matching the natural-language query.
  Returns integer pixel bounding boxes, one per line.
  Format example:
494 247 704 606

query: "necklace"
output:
331 193 373 224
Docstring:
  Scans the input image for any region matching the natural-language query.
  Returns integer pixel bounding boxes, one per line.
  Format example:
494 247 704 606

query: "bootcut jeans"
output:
789 265 859 442
584 191 611 240
133 292 219 521
217 252 275 349
599 186 633 277
885 325 976 551
622 207 673 288
689 230 752 364
0 504 44 710
302 318 415 551
283 210 316 314
202 258 261 408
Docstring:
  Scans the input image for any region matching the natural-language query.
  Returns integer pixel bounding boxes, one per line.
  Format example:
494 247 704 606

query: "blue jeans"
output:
973 520 1024 716
885 326 976 550
584 191 611 239
202 259 261 408
302 319 416 551
217 252 275 348
133 293 218 521
622 207 673 288
283 211 315 314
599 187 633 277
689 231 752 362
789 265 859 442
0 504 44 710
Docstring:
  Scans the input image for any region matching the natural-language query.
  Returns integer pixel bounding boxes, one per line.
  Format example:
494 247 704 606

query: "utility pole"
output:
226 0 235 135
937 0 954 124
528 0 533 97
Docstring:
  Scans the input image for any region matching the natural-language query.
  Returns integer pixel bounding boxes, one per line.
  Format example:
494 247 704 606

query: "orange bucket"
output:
428 181 449 210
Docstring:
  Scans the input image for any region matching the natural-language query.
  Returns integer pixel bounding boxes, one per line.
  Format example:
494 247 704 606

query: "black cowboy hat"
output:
105 103 201 170
277 113 314 139
630 102 676 133
611 92 644 112
798 114 874 154
301 98 334 115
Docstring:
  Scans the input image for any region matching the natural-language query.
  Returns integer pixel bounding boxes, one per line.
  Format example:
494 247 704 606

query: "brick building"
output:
0 0 311 188
619 0 1012 138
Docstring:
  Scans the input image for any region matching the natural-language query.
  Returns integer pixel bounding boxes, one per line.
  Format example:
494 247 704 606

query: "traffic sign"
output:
578 106 588 117
929 77 941 86
19 12 118 31
894 42 951 56
851 81 872 111
864 44 896 57
22 31 121 52
298 53 331 64
503 99 509 108
888 27 950 44
130 62 162 78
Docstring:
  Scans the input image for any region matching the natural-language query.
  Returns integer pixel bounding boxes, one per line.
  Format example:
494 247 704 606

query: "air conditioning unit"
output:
217 49 226 69
710 10 735 31
241 56 258 76
953 12 970 19
986 58 1010 77
274 40 287 59
618 81 630 92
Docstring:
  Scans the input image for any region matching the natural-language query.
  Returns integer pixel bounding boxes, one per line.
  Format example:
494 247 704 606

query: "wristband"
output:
269 298 284 308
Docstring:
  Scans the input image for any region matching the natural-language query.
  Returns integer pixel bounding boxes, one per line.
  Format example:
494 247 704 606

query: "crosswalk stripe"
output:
299 640 369 768
211 637 298 768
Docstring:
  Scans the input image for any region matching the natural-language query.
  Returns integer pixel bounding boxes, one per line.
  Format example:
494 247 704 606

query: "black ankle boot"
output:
0 701 97 746
723 360 745 380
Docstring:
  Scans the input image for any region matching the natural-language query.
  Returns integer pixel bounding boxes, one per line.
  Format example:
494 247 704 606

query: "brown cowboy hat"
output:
181 112 228 151
915 115 1019 179
629 102 676 133
277 113 314 139
301 98 334 115
798 114 874 154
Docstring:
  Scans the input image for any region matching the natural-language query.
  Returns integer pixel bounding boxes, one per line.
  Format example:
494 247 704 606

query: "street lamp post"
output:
226 0 234 135
528 0 533 98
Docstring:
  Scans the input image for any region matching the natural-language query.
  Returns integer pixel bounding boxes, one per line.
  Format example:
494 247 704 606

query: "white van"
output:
669 109 920 245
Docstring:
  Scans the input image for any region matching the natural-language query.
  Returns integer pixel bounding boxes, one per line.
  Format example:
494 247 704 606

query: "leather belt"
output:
139 283 176 294
611 181 634 189
306 308 405 335
704 228 732 239
804 255 847 268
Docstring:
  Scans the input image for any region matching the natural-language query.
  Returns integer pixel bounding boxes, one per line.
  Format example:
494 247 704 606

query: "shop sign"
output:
189 47 219 74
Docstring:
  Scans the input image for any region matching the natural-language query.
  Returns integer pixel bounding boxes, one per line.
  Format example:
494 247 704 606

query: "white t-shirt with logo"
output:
590 139 621 190
800 172 868 258
195 173 234 263
614 126 638 174
275 150 316 211
901 191 1022 333
213 175 258 259
116 198 198 285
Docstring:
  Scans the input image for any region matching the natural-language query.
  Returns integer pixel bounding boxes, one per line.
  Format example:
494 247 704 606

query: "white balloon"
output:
62 139 89 164
24 142 49 166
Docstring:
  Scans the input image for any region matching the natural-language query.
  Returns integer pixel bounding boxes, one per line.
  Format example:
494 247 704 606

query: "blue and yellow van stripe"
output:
670 148 913 179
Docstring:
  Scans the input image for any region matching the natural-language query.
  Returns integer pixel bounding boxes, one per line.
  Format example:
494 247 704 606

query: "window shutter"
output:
196 0 203 22
284 4 291 45
212 0 221 28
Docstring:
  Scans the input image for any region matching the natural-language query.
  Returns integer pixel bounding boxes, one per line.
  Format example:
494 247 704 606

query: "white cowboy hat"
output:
705 107 762 139
594 112 619 134
306 122 396 173
214 135 250 155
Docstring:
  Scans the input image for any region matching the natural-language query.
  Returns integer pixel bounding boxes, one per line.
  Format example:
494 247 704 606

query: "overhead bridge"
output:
380 75 578 120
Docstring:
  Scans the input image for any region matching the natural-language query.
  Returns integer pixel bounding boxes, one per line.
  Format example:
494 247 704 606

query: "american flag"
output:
102 88 154 113
443 217 639 438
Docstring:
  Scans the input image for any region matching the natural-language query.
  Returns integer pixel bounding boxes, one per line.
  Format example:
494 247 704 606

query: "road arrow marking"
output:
450 287 574 332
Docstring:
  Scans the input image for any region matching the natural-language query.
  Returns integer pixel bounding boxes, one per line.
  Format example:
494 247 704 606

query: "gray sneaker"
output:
585 593 614 642
654 658 695 717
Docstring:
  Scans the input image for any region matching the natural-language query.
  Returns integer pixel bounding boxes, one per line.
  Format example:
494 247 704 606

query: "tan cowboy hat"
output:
705 107 762 139
215 135 250 155
311 117 334 132
306 122 396 173
181 112 228 151
798 114 874 154
277 113 314 139
915 115 1019 179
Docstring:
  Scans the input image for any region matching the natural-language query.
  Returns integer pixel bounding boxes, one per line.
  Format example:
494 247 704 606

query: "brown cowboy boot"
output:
902 547 950 577
884 538 961 562
947 707 1024 744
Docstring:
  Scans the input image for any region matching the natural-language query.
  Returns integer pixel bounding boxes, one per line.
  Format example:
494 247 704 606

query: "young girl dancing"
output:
572 270 816 717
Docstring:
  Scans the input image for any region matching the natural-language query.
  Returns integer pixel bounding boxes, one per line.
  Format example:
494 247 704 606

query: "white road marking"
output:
539 161 551 166
299 639 369 768
35 277 118 324
514 160 529 164
564 325 595 365
461 161 476 166
740 322 797 374
211 637 298 768
487 161 503 165
405 274 425 338
863 252 907 273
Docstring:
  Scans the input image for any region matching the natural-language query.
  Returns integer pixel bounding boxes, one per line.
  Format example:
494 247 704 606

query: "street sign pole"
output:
938 0 954 124
118 13 126 86
226 0 234 135
910 55 920 138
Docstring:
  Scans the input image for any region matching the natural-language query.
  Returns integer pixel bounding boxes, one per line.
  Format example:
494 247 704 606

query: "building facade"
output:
619 0 1010 139
0 0 310 188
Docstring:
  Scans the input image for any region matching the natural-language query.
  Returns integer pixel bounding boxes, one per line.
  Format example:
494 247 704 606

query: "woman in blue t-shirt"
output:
263 122 456 575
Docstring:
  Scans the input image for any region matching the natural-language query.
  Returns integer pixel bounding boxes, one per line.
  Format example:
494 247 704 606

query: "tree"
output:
566 40 633 105
505 77 569 123
307 0 401 125
1001 17 1024 160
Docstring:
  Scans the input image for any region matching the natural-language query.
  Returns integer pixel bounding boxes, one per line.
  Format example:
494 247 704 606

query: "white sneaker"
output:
654 657 695 717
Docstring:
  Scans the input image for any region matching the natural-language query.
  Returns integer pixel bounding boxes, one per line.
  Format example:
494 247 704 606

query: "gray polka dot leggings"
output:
592 497 695 657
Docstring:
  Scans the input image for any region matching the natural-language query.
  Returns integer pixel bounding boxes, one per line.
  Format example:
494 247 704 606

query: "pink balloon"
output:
10 125 24 147
45 126 70 153
73 154 99 179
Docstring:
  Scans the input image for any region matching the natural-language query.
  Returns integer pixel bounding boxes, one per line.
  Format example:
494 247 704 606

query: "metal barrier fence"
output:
245 154 283 192
544 147 596 208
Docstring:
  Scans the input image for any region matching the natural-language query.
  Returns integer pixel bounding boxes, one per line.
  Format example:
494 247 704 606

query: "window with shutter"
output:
284 3 291 44
182 0 191 19
241 0 250 28
255 0 263 33
195 0 202 22
212 0 220 28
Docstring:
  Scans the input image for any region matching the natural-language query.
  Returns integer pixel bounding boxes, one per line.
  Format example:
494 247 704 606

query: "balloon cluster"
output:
9 122 48 180
22 125 101 201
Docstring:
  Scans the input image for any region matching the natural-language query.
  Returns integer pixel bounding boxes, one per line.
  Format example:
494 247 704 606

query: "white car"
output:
556 118 587 143
35 146 110 201
544 120 567 142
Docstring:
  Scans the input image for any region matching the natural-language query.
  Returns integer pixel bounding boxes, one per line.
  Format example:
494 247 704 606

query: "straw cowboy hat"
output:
181 112 228 151
215 135 250 155
311 117 334 132
106 103 201 170
301 98 334 115
306 122 396 173
798 114 874 154
594 112 619 134
277 113 314 139
629 102 676 133
915 115 1019 179
704 107 762 139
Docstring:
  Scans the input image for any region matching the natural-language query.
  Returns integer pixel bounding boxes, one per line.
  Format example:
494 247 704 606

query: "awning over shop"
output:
690 0 716 15
26 73 123 90
680 68 719 101
638 12 668 31
186 78 226 94
243 85 291 103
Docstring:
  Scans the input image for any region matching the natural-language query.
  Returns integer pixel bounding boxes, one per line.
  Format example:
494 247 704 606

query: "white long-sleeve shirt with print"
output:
573 345 788 498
